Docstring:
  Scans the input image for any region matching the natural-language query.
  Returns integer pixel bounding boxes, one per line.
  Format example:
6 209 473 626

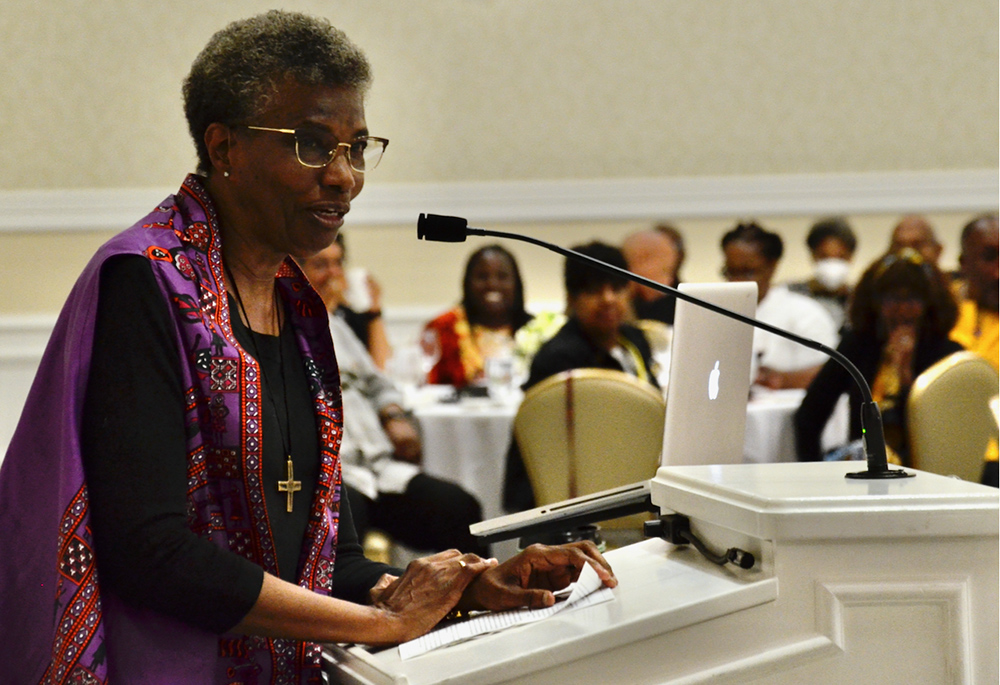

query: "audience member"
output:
424 245 533 387
948 213 999 486
302 249 487 555
950 214 1000 368
504 242 658 512
523 241 659 390
721 221 839 389
794 249 961 465
787 217 857 330
889 215 942 265
622 223 685 325
302 233 392 369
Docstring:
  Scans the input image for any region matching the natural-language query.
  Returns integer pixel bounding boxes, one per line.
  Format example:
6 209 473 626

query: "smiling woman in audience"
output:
423 244 533 387
0 12 615 682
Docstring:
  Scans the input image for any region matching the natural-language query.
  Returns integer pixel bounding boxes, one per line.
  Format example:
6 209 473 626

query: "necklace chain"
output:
225 267 301 513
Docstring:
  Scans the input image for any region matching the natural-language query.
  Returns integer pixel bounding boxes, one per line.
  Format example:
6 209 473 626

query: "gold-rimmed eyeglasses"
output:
243 126 388 173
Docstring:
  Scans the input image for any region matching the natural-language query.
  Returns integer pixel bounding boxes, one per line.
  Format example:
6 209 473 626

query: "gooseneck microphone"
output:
417 212 912 480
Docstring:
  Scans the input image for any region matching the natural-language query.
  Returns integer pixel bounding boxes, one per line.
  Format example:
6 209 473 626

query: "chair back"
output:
907 351 999 481
513 369 666 528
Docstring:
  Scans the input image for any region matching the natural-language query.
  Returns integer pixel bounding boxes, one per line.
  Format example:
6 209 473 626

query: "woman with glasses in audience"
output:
721 221 840 390
0 12 615 682
794 248 961 465
423 244 533 387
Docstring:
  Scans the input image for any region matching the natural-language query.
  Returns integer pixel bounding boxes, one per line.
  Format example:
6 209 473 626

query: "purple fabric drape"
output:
0 175 344 683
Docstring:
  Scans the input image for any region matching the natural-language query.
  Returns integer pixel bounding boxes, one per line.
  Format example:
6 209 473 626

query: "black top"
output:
632 293 677 325
793 328 963 463
336 304 373 349
523 317 659 391
81 256 395 634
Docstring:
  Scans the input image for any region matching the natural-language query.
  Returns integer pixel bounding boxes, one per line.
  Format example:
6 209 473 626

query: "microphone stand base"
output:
845 468 916 480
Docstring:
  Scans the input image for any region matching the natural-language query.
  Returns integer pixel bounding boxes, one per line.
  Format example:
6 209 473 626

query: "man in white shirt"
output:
722 222 839 389
302 247 487 555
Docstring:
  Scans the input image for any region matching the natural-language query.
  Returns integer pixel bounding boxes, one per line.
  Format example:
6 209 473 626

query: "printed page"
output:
398 562 614 660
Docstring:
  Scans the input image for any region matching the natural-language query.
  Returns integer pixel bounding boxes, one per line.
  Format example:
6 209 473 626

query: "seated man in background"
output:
787 216 857 331
302 247 487 555
948 214 999 486
889 215 943 266
622 223 685 325
722 221 839 389
306 232 393 369
504 242 658 511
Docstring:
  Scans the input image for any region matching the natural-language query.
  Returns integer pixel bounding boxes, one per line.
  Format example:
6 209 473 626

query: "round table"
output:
411 388 521 522
743 388 849 463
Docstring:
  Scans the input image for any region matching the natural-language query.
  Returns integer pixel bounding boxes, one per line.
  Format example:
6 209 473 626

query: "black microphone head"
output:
417 213 469 242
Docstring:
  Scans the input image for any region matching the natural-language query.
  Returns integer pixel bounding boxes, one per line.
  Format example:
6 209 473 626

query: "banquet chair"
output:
513 369 666 542
907 351 999 482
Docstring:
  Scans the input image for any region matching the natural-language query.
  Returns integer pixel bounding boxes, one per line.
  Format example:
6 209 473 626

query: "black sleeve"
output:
523 330 587 390
503 439 535 513
81 255 264 634
330 485 401 605
337 305 372 349
793 334 857 461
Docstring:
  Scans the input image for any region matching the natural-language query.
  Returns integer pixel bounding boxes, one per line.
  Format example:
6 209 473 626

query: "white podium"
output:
324 462 999 684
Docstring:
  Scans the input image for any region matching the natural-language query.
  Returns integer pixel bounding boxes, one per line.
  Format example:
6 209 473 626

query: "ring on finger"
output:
457 559 467 569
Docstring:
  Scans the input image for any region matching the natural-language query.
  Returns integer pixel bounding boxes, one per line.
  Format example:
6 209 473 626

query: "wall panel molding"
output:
0 314 57 361
816 579 972 683
1 169 996 233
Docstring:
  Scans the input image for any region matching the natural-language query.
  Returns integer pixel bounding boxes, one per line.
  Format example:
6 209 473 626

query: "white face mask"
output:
814 258 851 290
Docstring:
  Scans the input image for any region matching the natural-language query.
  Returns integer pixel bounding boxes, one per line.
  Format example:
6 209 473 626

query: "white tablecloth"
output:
411 388 520 522
411 386 851 522
743 388 850 463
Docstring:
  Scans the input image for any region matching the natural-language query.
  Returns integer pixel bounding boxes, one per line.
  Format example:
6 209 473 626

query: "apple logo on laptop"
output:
708 361 721 400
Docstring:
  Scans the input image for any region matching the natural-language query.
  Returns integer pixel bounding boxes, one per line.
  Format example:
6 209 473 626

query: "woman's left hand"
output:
369 550 498 643
458 541 617 612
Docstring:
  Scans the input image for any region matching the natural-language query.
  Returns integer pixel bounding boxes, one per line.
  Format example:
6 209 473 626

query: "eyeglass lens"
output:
294 130 385 171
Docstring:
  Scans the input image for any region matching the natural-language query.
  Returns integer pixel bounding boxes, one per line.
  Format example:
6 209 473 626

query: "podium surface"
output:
325 462 999 684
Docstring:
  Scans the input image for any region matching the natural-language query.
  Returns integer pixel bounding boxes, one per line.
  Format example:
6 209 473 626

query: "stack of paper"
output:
398 562 615 660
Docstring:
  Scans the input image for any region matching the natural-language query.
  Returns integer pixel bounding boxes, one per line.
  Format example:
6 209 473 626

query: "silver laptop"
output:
660 281 757 466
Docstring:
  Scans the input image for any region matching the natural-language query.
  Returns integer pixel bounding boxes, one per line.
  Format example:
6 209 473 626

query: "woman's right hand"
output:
370 549 497 644
885 323 918 385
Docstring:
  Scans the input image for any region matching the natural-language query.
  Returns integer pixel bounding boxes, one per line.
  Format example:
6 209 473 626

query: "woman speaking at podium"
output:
0 12 615 683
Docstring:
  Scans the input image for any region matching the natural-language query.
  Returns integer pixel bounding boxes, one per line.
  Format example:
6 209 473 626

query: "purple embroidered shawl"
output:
0 175 345 684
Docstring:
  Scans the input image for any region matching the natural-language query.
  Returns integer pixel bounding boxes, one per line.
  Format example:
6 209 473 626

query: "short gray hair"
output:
183 10 372 174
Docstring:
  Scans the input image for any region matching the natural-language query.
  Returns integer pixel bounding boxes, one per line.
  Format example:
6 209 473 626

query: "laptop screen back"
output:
661 282 758 466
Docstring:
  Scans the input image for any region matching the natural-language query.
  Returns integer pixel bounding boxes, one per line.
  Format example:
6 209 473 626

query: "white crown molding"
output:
0 314 57 361
1 169 996 233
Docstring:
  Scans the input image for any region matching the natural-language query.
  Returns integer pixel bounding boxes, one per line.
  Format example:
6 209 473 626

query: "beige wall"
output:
1 0 996 318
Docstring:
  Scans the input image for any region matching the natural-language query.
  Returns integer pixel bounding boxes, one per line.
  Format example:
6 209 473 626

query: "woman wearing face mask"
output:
788 217 858 331
794 249 961 465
